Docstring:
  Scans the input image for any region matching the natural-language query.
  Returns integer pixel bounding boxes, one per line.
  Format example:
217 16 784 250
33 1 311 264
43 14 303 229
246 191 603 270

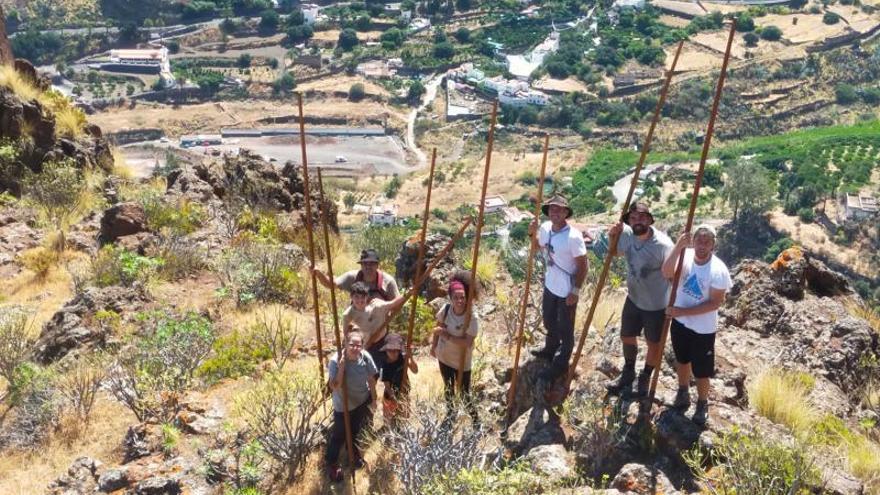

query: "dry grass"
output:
53 105 87 140
749 369 816 438
845 299 880 334
111 149 134 180
0 65 41 102
0 260 75 329
0 397 134 495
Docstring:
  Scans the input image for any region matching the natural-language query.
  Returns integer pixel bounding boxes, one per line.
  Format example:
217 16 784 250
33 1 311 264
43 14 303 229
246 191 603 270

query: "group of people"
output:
312 249 480 482
314 194 731 482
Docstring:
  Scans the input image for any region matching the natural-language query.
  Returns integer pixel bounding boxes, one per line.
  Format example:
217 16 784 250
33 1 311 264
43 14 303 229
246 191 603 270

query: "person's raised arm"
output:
608 222 625 257
310 268 334 290
662 232 691 281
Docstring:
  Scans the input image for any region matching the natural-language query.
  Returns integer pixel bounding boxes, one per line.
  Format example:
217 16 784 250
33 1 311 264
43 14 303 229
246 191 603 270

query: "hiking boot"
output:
673 387 691 411
635 370 651 398
605 368 636 396
326 463 343 483
530 348 555 360
692 400 709 427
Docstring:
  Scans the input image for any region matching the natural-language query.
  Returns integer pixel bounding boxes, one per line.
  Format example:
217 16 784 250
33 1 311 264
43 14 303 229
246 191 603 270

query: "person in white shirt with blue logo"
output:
661 224 731 427
528 194 589 383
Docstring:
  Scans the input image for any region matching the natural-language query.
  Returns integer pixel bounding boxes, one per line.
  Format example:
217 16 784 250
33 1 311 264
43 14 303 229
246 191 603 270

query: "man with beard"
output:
313 249 400 302
605 202 674 398
662 224 731 426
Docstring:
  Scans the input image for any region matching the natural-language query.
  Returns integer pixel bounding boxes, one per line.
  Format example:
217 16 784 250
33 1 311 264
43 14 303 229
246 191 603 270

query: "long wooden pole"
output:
457 100 499 392
505 134 550 423
402 148 438 391
298 92 325 383
564 40 685 388
317 169 356 483
647 21 737 406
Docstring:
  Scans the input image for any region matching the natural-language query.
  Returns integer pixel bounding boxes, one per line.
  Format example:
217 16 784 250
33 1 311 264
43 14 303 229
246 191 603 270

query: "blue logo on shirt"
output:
682 273 704 300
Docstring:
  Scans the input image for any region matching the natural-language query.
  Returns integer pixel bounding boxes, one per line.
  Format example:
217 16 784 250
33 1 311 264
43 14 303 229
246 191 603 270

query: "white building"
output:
839 193 879 222
369 203 400 225
499 89 549 107
484 76 529 95
302 4 320 25
481 195 508 214
409 17 431 33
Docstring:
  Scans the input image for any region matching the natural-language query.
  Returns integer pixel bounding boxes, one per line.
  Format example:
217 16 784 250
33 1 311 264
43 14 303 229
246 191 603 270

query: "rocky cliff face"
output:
0 61 114 196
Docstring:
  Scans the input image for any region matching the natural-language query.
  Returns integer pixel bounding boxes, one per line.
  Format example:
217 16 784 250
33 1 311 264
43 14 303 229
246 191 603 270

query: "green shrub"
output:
390 296 435 345
685 429 820 494
385 175 402 198
1 362 60 448
216 239 306 307
139 191 206 235
823 11 841 24
797 207 815 223
155 235 206 280
354 224 414 273
236 370 324 481
91 245 163 288
198 330 272 383
836 83 858 105
760 25 783 41
161 423 180 456
423 462 549 494
107 311 215 422
0 306 34 389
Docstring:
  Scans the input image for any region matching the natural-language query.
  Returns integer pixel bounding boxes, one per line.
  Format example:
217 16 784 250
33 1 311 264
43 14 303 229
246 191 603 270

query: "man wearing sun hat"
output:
661 223 731 427
528 193 589 382
313 248 400 302
605 201 674 398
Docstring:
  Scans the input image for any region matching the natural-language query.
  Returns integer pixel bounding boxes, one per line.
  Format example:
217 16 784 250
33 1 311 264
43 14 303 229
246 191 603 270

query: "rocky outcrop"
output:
46 457 102 495
0 65 114 195
164 149 337 232
611 463 678 495
395 232 459 300
721 256 875 398
99 202 147 243
33 286 150 364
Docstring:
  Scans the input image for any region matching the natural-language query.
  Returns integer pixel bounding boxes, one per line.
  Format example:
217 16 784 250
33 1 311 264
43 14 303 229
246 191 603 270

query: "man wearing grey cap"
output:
661 224 731 426
605 202 674 398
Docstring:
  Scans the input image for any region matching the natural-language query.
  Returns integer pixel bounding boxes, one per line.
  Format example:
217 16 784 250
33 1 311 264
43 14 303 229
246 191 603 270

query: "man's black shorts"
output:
670 319 716 378
620 297 665 343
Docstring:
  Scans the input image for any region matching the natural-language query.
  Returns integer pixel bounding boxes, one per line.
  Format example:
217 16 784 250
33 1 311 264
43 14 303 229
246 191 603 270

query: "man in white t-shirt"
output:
661 224 731 427
528 194 589 382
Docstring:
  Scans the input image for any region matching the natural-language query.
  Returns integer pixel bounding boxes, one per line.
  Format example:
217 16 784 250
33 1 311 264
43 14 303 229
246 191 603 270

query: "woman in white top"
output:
430 273 480 422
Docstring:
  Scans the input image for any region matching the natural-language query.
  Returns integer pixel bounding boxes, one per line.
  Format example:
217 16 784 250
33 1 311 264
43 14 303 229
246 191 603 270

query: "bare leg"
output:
645 340 662 368
696 377 710 401
676 362 691 388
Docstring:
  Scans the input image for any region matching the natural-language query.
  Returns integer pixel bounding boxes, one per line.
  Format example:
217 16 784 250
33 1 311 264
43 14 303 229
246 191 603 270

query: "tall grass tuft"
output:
749 369 816 437
53 105 87 139
0 65 41 102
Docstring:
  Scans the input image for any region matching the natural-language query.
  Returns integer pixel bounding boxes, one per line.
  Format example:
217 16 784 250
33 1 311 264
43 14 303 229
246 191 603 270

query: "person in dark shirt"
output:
379 333 418 423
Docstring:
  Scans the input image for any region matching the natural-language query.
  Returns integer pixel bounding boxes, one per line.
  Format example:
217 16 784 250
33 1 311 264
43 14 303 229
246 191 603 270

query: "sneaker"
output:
530 348 555 360
605 368 636 396
635 370 651 398
693 400 709 426
673 387 691 411
326 463 343 483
